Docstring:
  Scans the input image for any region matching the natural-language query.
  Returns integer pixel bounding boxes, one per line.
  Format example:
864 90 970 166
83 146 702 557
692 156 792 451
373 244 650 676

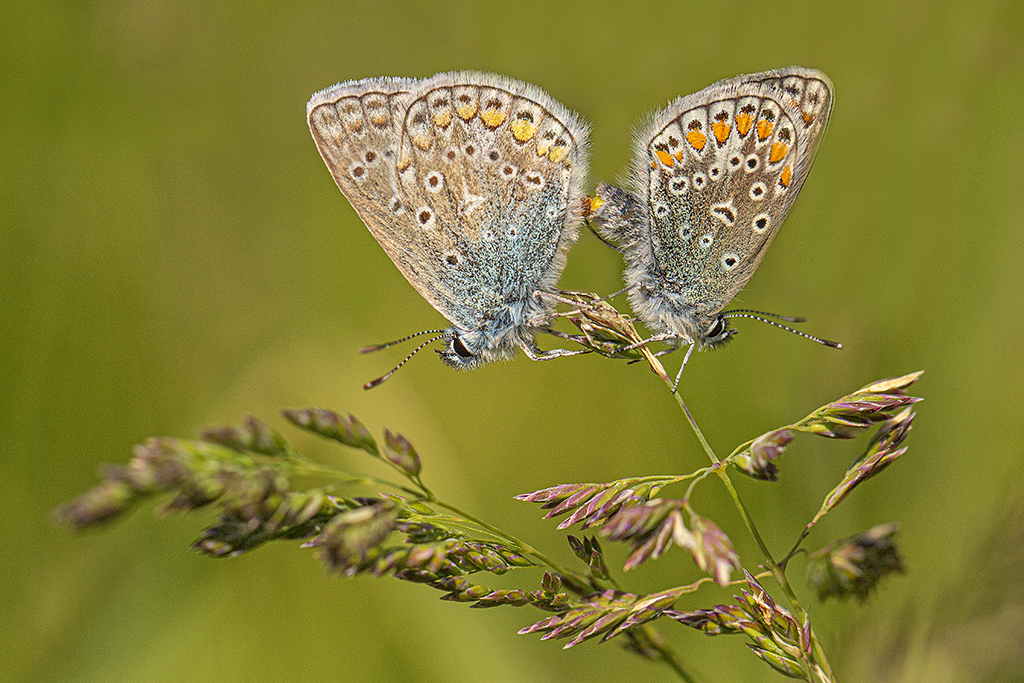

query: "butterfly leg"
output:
541 328 587 343
619 333 679 352
553 285 635 306
520 344 590 361
670 342 697 393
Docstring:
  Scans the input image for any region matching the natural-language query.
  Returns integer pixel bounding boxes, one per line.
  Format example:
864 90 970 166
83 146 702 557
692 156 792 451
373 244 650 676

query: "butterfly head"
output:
697 314 738 348
436 331 487 370
360 327 489 388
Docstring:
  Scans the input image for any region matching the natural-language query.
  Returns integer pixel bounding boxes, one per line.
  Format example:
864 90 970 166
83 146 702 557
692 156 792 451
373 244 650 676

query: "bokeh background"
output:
4 1 1023 681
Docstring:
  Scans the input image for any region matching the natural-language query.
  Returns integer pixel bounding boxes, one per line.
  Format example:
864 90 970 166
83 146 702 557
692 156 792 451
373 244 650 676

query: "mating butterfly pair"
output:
306 67 836 388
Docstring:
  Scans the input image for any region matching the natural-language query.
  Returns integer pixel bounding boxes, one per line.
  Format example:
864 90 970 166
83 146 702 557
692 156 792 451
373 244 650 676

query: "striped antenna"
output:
359 329 447 354
721 310 842 349
363 333 450 390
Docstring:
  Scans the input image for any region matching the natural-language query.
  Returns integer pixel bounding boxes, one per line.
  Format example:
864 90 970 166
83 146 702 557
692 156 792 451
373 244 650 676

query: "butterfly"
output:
591 67 839 389
307 72 590 386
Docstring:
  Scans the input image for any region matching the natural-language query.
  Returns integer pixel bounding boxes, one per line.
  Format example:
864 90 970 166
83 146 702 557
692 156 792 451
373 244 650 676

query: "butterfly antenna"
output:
724 309 808 323
359 329 447 354
363 333 449 390
722 311 843 349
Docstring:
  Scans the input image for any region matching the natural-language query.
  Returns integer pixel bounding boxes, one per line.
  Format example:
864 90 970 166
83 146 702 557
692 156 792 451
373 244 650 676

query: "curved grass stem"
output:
647 352 835 679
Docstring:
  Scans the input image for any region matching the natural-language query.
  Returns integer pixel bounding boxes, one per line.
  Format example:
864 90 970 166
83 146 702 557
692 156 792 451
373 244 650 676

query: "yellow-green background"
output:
5 1 1022 681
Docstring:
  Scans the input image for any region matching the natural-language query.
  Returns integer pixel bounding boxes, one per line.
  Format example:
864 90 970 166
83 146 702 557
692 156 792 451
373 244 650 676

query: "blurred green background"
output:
4 1 1023 681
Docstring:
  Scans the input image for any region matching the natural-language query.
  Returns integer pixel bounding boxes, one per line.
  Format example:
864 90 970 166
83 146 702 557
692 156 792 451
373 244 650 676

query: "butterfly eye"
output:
452 336 474 359
705 316 729 342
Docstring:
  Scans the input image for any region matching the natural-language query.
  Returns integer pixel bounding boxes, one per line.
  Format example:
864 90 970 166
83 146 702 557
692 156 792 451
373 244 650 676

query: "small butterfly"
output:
307 72 590 386
591 67 840 389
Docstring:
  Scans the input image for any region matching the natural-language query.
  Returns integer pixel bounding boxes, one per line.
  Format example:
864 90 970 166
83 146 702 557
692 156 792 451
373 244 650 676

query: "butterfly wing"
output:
632 67 833 329
308 75 416 275
308 72 589 347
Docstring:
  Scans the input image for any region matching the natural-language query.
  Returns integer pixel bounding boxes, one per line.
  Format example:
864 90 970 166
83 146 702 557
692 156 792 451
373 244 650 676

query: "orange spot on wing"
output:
655 149 675 167
481 109 507 129
686 129 707 151
780 165 793 187
510 120 537 142
757 120 773 140
735 112 754 136
711 121 731 144
769 142 789 163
